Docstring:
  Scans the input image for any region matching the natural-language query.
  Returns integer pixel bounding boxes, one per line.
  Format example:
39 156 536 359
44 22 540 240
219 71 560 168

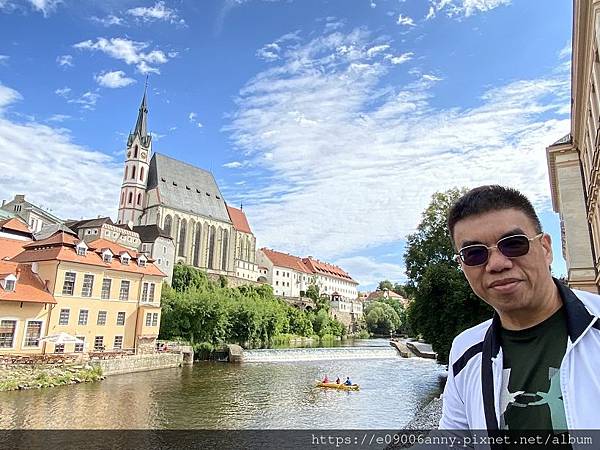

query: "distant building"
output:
133 225 175 283
546 0 599 292
1 194 63 233
227 205 260 282
365 289 411 307
10 229 166 354
65 217 141 250
302 256 359 302
256 249 313 297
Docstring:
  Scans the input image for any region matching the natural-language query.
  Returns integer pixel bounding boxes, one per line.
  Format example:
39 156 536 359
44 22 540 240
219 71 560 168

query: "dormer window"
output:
76 242 88 257
138 256 147 267
121 255 130 265
2 274 17 292
102 250 113 264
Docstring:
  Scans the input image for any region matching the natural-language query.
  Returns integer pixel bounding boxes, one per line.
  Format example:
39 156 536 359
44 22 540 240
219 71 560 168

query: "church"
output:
116 91 259 281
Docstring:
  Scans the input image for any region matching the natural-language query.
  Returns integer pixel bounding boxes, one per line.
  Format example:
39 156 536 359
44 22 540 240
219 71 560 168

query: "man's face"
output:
452 208 554 317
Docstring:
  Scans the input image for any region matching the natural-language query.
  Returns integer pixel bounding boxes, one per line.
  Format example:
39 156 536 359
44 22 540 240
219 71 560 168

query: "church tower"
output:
117 88 152 225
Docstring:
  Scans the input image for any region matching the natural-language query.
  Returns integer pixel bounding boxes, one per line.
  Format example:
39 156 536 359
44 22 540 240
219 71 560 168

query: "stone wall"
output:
93 353 183 376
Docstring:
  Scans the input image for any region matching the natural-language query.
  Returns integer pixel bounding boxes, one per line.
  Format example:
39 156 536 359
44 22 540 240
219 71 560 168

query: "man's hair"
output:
447 185 542 247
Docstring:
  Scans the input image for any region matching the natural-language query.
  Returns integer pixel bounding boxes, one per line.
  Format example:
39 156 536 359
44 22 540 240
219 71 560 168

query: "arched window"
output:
121 192 124 205
128 192 133 204
131 166 136 180
163 215 172 236
140 167 145 182
221 229 229 271
207 226 216 269
178 219 187 257
137 193 142 205
134 145 138 158
124 166 128 180
193 222 202 267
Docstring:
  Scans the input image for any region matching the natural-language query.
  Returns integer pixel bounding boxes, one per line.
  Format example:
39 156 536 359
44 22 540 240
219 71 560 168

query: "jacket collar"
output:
481 277 596 432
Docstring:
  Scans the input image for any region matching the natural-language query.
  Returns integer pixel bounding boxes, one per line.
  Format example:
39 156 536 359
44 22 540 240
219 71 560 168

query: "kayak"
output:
316 381 360 391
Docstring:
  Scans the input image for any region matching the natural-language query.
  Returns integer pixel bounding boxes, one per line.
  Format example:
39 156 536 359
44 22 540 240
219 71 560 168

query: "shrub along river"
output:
0 339 446 429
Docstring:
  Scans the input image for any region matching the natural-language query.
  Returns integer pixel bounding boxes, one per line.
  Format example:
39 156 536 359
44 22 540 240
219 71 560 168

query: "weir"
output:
243 345 399 362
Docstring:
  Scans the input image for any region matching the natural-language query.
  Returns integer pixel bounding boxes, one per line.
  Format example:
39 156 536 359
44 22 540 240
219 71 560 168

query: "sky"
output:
0 0 573 291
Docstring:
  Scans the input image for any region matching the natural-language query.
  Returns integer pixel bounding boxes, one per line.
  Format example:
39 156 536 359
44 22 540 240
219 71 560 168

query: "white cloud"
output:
188 112 197 122
558 42 571 60
74 37 169 74
0 55 9 65
56 54 73 67
0 83 121 220
257 42 281 62
94 70 136 88
334 256 406 288
67 91 100 110
366 44 390 58
54 87 71 97
397 14 416 26
127 1 184 25
223 161 244 169
28 0 61 17
47 114 71 122
370 1 376 8
91 15 124 27
226 28 570 264
197 122 203 128
386 52 413 65
427 0 511 19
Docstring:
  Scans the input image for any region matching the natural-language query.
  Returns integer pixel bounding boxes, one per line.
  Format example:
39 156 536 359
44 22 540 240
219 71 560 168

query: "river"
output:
0 339 446 429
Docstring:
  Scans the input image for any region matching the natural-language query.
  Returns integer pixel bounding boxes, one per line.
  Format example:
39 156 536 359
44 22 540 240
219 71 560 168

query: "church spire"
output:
129 79 151 147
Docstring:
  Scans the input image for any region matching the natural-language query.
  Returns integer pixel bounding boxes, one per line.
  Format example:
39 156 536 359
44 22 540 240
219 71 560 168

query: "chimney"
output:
16 267 21 278
15 194 25 202
1 200 5 207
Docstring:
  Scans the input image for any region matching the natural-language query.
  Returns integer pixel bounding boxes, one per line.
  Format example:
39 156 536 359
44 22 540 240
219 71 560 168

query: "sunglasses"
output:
456 233 544 267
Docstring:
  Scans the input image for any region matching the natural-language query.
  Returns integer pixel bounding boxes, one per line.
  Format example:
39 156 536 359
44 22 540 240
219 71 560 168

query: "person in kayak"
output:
335 377 341 384
344 377 352 386
322 375 329 383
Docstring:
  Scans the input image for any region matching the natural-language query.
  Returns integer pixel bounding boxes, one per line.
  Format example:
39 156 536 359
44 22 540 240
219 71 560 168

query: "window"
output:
97 311 107 326
24 321 42 347
131 166 136 179
116 312 126 326
140 167 145 181
113 336 123 350
78 309 89 326
149 283 155 302
141 283 149 302
94 336 104 351
137 193 142 205
59 309 70 325
81 274 94 297
152 313 159 327
5 279 15 291
145 313 152 326
76 245 86 256
276 270 279 275
121 255 130 265
103 253 112 263
119 281 130 300
74 337 85 353
138 257 146 267
128 192 133 204
54 343 65 353
101 278 111 299
275 281 279 286
62 272 76 295
0 320 16 348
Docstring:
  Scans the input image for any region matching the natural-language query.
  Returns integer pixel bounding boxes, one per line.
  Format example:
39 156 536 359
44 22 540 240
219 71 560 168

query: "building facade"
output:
133 225 176 283
1 194 63 233
256 249 313 297
116 93 237 278
66 217 141 250
547 0 600 292
227 205 260 281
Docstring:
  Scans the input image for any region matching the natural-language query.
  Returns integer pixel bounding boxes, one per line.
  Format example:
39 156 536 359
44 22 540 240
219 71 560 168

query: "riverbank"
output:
0 363 104 392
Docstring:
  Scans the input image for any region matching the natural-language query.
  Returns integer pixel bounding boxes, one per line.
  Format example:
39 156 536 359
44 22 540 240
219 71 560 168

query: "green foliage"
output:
404 188 493 363
378 280 394 291
160 265 347 353
364 301 401 335
305 283 320 302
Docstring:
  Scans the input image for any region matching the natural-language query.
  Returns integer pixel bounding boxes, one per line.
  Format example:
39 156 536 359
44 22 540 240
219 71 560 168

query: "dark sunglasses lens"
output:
498 236 530 257
461 246 489 266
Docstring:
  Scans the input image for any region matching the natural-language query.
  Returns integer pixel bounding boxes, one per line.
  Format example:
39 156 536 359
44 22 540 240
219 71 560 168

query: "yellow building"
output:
9 229 166 354
547 0 600 292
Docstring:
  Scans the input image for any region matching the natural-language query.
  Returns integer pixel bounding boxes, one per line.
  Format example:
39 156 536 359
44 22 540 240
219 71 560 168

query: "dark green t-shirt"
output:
499 307 568 431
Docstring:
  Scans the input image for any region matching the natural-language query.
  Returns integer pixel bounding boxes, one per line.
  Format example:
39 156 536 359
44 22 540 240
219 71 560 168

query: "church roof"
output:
226 205 252 234
133 224 172 242
146 153 231 223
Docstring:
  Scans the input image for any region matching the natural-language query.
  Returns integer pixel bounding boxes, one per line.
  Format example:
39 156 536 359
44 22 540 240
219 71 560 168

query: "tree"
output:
364 301 401 335
377 280 394 291
392 283 408 298
404 188 493 363
306 283 320 302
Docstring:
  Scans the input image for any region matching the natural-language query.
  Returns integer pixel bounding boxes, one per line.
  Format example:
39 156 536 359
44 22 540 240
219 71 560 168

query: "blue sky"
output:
0 0 572 290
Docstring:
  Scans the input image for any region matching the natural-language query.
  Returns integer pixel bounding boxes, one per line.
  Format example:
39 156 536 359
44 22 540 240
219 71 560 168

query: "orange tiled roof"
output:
0 217 31 235
226 206 252 234
0 237 29 259
87 238 139 258
261 248 312 274
24 231 79 248
302 257 356 282
0 261 56 304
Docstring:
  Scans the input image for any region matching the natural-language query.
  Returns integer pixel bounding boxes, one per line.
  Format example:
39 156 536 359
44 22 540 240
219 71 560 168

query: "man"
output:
440 185 600 433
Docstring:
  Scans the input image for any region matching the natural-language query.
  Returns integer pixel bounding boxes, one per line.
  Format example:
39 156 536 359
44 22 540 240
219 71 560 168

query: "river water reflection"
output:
0 339 446 429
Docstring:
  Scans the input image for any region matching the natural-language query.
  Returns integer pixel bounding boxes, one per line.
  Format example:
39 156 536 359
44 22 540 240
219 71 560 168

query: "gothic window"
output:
245 236 251 261
134 145 138 158
240 238 245 261
207 226 216 269
178 219 187 257
128 192 133 204
137 193 142 206
164 215 172 236
131 166 136 180
193 223 202 267
121 192 124 205
221 230 229 271
140 167 145 182
124 166 128 179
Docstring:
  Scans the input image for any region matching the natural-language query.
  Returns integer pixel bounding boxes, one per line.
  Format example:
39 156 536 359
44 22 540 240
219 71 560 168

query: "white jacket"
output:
440 280 600 435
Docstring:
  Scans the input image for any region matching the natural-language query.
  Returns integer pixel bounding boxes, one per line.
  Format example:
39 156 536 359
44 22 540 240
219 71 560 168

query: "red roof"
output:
0 261 56 304
24 231 79 248
261 248 312 273
0 237 29 259
302 257 356 282
226 206 252 234
0 217 32 235
87 238 139 258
